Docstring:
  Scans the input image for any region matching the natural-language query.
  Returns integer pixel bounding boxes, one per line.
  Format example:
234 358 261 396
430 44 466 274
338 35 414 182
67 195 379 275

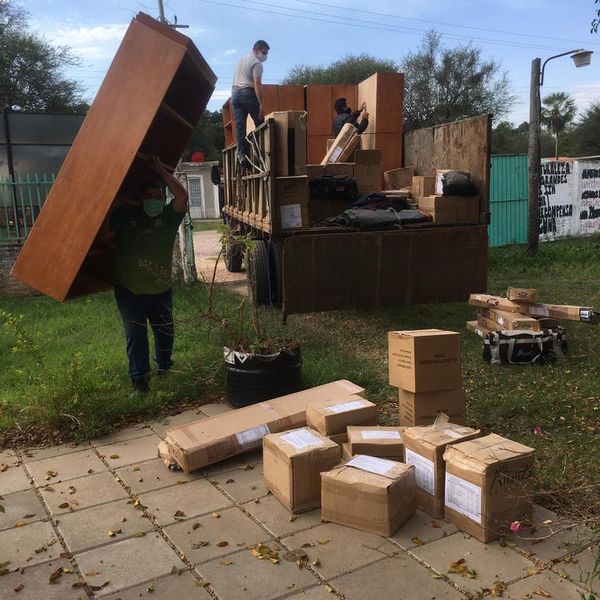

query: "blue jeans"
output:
232 87 264 157
114 285 174 383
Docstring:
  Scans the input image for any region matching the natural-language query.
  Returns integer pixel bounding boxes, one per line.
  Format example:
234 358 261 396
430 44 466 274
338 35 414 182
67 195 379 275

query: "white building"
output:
176 161 220 220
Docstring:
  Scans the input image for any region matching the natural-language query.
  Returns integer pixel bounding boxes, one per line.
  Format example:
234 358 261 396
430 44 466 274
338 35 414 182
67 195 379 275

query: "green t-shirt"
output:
111 203 185 294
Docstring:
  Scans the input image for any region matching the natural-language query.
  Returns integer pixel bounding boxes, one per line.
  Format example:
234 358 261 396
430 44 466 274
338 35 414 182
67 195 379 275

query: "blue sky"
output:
21 0 600 125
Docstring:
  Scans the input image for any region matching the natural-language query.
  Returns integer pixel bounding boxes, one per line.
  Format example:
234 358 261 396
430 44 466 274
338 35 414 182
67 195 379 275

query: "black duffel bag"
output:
483 328 567 365
309 175 358 202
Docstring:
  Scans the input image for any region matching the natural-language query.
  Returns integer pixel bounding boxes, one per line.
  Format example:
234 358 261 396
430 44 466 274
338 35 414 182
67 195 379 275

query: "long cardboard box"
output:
399 388 466 427
321 456 416 536
347 426 405 460
263 427 340 513
321 123 359 165
468 294 524 314
403 421 480 518
388 329 461 392
466 320 493 338
528 303 599 324
482 308 540 331
444 434 535 543
307 396 377 435
476 314 503 332
160 380 364 472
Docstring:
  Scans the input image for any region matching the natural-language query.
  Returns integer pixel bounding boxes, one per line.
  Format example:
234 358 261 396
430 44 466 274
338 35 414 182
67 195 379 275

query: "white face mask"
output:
257 52 268 63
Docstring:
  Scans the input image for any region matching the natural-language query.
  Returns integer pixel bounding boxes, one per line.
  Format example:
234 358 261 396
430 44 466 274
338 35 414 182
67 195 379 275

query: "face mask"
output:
257 52 268 63
143 198 164 217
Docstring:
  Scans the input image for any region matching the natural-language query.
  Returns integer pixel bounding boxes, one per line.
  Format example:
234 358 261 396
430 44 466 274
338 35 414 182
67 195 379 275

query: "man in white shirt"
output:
231 40 270 160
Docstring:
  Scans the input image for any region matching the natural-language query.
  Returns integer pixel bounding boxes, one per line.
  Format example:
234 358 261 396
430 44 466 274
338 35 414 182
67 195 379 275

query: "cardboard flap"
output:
404 422 480 451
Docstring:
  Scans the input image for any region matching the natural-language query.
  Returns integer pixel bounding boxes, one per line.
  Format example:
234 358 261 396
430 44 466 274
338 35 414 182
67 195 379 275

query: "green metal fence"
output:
0 174 55 242
489 155 528 247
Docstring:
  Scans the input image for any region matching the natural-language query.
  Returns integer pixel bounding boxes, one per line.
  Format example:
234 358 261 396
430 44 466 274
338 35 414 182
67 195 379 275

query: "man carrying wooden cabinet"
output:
333 97 369 137
231 40 270 160
110 155 188 395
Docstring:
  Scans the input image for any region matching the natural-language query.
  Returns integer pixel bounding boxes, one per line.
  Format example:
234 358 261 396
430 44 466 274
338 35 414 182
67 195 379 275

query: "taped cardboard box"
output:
161 380 364 472
399 388 466 427
388 329 461 393
275 176 310 230
403 418 480 518
469 294 524 314
347 426 404 460
476 315 502 332
324 162 354 177
328 432 348 445
507 287 536 303
466 320 493 339
412 176 436 199
354 149 382 194
528 303 599 324
419 195 479 224
341 442 352 460
321 455 416 536
443 433 535 543
482 308 540 331
265 111 307 177
263 427 340 513
307 396 377 435
384 167 414 190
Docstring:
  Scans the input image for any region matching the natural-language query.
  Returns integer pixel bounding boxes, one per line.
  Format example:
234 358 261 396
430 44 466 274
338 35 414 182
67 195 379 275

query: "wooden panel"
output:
357 73 404 134
282 226 487 315
307 135 330 164
404 115 491 214
279 85 305 111
11 13 216 300
262 84 280 116
306 85 333 136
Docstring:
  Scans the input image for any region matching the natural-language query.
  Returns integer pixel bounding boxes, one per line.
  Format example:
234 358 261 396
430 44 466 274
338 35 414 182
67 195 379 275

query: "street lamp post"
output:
527 49 592 256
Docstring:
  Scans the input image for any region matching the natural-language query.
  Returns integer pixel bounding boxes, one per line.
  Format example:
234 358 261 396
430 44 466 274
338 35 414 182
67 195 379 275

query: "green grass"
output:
1 235 600 519
191 219 220 232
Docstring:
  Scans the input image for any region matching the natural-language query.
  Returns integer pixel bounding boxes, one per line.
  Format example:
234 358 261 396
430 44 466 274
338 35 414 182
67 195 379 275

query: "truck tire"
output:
247 239 270 305
224 242 244 272
269 240 283 306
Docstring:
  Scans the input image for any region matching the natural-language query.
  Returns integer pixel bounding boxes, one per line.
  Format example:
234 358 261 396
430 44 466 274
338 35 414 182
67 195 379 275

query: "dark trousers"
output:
114 285 174 383
232 87 264 157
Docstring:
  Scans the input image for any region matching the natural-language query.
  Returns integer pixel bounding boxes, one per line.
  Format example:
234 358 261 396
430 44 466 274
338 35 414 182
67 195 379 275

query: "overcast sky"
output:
21 0 600 125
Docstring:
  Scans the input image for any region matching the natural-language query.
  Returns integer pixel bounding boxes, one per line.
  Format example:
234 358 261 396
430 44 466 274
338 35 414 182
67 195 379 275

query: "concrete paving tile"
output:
116 458 204 495
282 522 400 580
90 424 155 446
202 450 263 476
287 585 340 599
149 409 207 435
21 442 87 462
97 434 162 468
331 554 465 600
197 547 318 600
198 402 233 417
0 520 62 568
39 471 127 515
56 498 155 553
0 449 18 461
503 568 587 599
0 488 46 531
208 463 270 503
0 462 31 494
510 505 595 564
138 479 231 526
242 495 323 538
412 532 536 594
553 543 599 589
102 571 212 599
25 448 107 486
76 533 180 598
165 505 270 565
389 509 457 550
0 558 86 600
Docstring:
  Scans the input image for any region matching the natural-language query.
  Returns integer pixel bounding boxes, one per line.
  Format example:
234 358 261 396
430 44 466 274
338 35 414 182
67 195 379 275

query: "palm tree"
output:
541 92 576 159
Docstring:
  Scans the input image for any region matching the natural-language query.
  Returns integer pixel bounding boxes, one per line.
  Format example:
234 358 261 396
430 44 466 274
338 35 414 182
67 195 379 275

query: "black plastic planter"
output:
224 345 303 408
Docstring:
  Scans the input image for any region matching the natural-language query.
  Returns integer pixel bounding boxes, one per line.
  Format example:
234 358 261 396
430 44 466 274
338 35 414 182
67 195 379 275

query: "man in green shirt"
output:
110 155 188 394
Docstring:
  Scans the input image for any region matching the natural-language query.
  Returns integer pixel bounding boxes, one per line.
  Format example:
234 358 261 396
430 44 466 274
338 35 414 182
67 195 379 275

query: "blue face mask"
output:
143 198 164 217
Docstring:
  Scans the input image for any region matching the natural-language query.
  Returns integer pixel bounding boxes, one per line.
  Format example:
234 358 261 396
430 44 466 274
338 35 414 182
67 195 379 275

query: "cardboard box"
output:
419 195 479 224
354 149 382 193
528 303 599 324
306 164 325 179
341 442 352 460
443 434 535 543
161 380 365 472
324 162 354 177
265 111 307 177
469 294 525 314
321 455 416 536
507 287 536 303
263 427 340 513
399 388 466 427
347 426 404 460
388 329 461 393
476 315 503 332
465 320 493 338
412 176 436 199
321 123 359 165
455 196 480 224
403 421 480 518
384 167 414 190
326 138 335 152
275 176 310 230
328 432 348 445
306 396 377 435
482 308 540 331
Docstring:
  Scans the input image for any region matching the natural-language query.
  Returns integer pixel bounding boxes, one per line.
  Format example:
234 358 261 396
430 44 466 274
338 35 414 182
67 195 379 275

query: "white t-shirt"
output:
232 52 263 91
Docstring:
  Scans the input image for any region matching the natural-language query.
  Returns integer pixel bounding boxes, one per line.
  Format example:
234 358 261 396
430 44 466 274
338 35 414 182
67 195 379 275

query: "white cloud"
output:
210 48 238 65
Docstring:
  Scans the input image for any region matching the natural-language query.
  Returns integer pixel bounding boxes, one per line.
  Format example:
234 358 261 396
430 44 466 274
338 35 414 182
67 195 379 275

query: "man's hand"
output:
362 111 370 120
360 102 367 112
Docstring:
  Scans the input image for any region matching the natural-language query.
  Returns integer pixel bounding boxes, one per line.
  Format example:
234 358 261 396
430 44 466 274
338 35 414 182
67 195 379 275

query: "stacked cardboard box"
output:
346 426 405 460
388 329 466 426
418 195 479 225
275 176 310 230
307 397 377 435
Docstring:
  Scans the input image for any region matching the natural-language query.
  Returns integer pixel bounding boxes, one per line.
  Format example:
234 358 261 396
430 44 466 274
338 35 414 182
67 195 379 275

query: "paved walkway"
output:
1 404 597 599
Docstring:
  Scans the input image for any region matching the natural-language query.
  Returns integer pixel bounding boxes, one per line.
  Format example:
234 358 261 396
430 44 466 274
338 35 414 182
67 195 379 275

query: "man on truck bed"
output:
333 98 369 137
232 39 270 161
110 155 188 395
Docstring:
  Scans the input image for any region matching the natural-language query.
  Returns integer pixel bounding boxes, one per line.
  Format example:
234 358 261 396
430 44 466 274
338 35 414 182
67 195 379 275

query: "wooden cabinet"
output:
12 13 216 301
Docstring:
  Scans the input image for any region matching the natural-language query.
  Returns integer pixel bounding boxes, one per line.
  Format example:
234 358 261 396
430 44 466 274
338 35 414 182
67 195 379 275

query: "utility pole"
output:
527 58 541 256
157 0 189 29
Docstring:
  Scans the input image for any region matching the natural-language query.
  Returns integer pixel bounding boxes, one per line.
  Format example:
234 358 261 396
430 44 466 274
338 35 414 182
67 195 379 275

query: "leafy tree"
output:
541 92 576 159
491 121 529 155
282 53 399 85
575 102 600 156
0 0 87 112
402 31 515 130
182 110 225 163
592 0 600 32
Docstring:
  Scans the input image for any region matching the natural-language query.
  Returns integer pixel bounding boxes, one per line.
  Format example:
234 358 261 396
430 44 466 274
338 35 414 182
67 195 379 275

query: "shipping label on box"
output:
399 388 466 427
275 176 309 230
482 308 540 331
388 329 461 393
347 426 404 460
507 287 536 303
307 396 377 435
443 434 535 543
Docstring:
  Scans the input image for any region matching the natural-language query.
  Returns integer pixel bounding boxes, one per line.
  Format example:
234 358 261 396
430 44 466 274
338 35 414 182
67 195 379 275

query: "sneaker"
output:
131 378 150 395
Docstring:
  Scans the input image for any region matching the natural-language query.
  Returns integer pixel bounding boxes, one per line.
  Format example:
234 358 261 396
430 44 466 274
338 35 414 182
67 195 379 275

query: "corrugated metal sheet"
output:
489 155 528 247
